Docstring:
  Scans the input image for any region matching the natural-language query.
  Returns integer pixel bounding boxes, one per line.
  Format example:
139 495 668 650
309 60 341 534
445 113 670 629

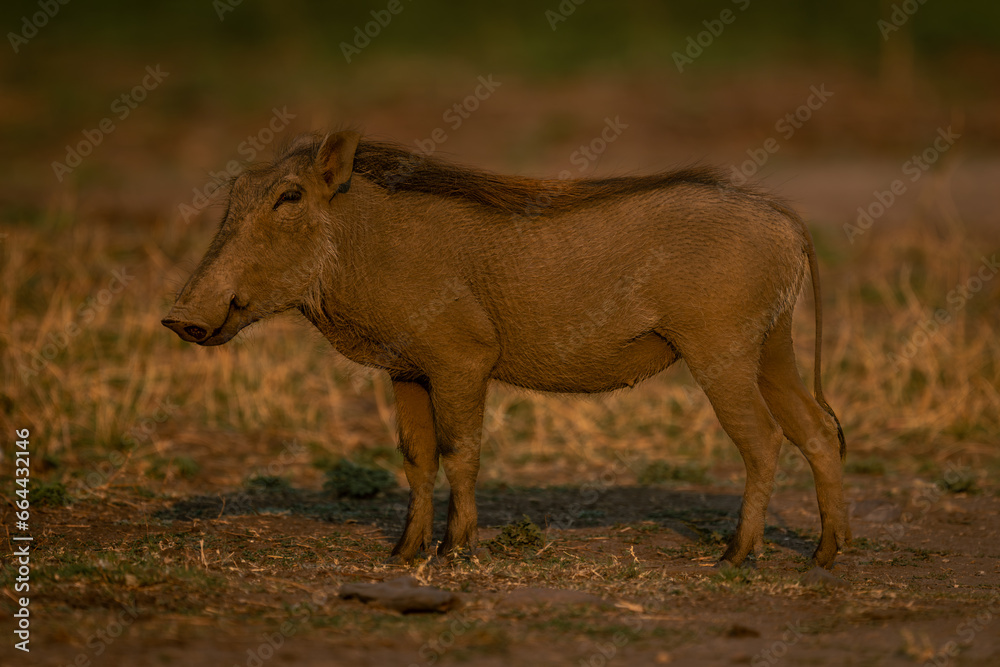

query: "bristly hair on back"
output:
350 140 737 216
274 134 745 217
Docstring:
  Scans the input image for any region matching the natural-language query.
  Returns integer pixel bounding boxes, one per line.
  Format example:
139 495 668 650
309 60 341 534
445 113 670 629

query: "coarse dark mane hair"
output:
348 140 734 216
268 134 746 216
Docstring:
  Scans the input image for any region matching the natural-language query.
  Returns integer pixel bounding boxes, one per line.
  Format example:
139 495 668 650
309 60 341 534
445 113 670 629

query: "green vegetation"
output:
323 460 396 499
486 515 544 554
845 456 886 476
246 474 293 492
936 467 979 495
31 480 71 506
638 460 709 485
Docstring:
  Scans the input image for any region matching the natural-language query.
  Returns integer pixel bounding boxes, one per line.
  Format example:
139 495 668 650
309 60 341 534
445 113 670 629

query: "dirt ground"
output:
3 460 998 667
3 22 999 665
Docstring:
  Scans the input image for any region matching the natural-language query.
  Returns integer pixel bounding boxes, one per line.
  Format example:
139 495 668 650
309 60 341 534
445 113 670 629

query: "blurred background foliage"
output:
2 0 996 126
3 0 997 69
1 0 997 477
3 0 997 211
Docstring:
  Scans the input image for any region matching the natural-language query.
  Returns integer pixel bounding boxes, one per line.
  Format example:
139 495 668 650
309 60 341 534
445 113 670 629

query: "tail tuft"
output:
817 398 847 462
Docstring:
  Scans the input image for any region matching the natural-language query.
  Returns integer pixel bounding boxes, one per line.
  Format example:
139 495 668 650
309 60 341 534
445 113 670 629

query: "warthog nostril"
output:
184 325 208 339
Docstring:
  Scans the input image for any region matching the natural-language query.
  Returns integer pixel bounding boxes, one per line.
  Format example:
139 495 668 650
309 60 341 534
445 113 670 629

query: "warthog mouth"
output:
197 299 250 346
162 296 259 346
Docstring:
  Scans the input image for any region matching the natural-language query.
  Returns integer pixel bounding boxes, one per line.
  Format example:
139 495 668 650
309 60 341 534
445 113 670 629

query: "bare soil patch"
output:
3 471 998 666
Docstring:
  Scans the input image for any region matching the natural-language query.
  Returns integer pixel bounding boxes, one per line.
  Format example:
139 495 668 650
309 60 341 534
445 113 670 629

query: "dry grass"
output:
1 197 998 495
1 204 999 665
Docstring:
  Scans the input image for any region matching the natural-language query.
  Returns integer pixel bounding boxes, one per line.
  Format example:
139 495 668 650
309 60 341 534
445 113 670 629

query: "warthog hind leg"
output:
757 312 850 568
681 333 785 567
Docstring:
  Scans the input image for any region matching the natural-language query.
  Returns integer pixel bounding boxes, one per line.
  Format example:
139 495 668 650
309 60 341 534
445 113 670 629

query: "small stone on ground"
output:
339 576 461 613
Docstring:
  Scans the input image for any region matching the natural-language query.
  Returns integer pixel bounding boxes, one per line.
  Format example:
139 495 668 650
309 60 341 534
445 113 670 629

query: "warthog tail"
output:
770 201 847 461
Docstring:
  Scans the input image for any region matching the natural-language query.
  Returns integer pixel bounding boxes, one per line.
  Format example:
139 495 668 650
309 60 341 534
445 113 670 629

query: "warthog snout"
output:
162 293 250 346
160 317 209 343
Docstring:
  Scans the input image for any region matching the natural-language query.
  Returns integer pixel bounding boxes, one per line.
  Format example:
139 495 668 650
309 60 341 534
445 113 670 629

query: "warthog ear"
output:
316 131 361 196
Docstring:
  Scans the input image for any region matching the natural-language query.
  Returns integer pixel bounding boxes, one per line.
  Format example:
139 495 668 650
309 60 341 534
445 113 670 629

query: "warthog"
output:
163 131 850 568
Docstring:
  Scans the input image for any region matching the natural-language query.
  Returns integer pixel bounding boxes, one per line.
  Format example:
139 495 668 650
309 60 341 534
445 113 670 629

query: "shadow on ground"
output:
157 485 819 559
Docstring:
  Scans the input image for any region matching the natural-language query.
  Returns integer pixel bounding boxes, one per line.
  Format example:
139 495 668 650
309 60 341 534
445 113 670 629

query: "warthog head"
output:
162 132 360 345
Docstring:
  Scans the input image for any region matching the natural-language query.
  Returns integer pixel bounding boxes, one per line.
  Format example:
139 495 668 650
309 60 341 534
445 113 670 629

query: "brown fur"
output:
163 131 850 569
351 140 732 215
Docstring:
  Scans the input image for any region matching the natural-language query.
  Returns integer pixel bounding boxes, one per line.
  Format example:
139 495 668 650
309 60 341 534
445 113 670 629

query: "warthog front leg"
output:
390 379 439 561
428 366 492 558
438 436 482 556
715 392 784 566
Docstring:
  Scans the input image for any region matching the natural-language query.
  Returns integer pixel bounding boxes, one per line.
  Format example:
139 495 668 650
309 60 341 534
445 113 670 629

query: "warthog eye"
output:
273 190 302 209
